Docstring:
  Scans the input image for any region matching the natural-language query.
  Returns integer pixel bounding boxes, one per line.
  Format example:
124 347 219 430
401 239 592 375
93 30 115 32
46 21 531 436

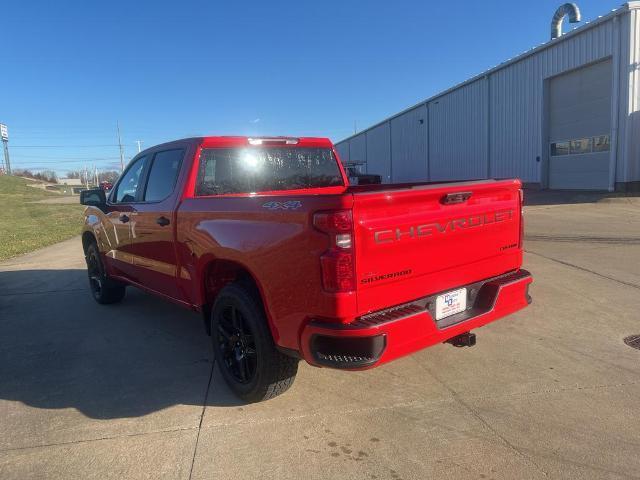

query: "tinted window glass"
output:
114 156 147 203
144 149 184 201
195 147 343 195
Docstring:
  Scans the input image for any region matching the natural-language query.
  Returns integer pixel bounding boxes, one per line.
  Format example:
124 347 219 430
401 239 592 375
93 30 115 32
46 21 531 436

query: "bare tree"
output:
13 169 34 178
100 170 121 184
36 170 58 183
13 169 58 183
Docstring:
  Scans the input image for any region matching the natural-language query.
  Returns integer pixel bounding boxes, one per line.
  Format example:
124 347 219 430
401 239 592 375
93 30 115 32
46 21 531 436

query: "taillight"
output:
313 210 355 292
518 189 524 248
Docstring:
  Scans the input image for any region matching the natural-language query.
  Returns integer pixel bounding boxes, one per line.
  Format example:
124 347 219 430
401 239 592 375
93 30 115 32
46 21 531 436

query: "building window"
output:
550 141 569 156
593 135 610 152
550 134 610 156
569 138 593 155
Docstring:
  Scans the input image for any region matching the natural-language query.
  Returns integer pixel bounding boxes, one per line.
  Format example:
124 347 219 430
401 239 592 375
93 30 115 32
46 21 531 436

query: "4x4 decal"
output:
262 201 302 210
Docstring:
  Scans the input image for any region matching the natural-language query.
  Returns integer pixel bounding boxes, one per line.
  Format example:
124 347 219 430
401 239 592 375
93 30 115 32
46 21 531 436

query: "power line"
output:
11 154 121 160
12 160 123 165
10 144 136 148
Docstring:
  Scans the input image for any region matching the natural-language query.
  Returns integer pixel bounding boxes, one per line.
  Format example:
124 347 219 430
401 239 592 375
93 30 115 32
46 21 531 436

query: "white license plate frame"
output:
435 288 467 320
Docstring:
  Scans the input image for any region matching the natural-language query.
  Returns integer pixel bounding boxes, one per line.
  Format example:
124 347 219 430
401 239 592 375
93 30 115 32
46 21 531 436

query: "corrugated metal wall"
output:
349 134 367 164
429 79 488 180
334 142 349 163
366 123 391 182
334 6 640 187
491 18 614 183
624 8 640 182
390 105 427 182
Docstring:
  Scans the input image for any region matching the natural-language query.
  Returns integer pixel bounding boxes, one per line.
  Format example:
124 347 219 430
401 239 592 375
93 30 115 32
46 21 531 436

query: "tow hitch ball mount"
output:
446 332 476 348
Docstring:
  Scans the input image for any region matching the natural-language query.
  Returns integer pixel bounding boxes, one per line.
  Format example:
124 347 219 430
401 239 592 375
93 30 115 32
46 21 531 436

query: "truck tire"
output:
211 283 298 402
85 242 126 304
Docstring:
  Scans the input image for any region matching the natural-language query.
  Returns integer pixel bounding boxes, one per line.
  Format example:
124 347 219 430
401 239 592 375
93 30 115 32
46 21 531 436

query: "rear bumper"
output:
299 269 532 369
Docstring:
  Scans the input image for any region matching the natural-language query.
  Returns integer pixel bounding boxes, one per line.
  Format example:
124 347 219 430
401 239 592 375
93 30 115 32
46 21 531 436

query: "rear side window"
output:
195 147 343 195
144 149 184 201
114 155 147 203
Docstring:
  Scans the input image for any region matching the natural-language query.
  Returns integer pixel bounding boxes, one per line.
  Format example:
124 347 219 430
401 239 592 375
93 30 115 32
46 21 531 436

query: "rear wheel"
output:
85 242 126 304
211 283 298 402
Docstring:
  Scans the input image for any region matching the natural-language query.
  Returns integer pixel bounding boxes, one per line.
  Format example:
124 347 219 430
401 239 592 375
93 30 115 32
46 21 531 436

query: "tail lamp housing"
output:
313 210 355 292
518 188 524 248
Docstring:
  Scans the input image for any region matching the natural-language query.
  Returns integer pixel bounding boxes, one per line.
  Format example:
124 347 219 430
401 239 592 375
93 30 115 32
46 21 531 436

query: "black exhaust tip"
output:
446 332 476 348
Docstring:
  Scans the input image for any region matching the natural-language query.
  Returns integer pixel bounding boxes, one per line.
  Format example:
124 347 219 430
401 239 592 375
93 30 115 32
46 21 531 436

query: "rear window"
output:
195 147 343 195
144 149 184 201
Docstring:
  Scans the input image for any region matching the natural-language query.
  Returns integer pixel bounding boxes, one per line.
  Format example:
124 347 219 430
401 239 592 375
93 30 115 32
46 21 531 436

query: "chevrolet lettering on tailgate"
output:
373 210 514 244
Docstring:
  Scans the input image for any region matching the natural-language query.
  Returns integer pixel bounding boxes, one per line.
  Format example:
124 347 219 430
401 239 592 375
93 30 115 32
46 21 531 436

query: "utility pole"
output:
1 123 11 175
84 165 89 189
94 165 98 187
117 121 125 172
353 120 357 135
136 140 143 153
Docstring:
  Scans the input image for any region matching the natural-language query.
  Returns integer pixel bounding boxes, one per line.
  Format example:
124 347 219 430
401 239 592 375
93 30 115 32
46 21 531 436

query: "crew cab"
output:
80 136 532 402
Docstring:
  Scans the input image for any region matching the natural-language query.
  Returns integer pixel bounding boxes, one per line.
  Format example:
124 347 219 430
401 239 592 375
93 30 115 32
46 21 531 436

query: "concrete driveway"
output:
1 195 639 479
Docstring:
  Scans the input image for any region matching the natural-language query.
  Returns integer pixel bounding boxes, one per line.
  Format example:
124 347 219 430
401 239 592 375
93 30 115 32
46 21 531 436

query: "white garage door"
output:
548 60 612 190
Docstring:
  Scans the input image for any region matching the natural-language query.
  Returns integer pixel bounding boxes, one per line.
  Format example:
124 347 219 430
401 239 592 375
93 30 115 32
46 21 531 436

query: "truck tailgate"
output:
351 179 523 315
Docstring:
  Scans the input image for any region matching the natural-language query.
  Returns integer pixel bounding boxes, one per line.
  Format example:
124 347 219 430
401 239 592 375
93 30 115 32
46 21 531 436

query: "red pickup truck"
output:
80 136 532 402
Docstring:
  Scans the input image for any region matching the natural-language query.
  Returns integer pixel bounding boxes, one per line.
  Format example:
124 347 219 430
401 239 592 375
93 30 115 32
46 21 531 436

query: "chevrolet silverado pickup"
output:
80 136 532 402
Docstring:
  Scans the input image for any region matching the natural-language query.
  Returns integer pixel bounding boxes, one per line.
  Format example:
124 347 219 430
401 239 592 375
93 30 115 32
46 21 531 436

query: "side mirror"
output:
80 188 107 210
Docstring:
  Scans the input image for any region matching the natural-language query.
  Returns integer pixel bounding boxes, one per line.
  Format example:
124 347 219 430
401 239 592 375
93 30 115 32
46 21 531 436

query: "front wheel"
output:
85 242 126 304
211 283 298 402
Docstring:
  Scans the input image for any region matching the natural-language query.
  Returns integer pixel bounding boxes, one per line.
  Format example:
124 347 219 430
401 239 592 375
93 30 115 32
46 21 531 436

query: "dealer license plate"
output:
435 288 467 320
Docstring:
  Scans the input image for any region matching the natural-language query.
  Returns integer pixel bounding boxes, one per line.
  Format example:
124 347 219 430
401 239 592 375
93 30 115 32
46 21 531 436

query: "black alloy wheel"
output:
216 303 257 384
211 283 298 402
85 242 126 304
86 247 104 298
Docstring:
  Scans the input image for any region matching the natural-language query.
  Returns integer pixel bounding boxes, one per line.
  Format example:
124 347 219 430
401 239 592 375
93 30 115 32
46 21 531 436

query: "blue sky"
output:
0 0 624 175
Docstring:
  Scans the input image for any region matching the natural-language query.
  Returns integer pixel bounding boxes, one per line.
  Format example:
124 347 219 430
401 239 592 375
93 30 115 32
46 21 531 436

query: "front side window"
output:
195 147 343 195
144 149 184 201
114 156 147 203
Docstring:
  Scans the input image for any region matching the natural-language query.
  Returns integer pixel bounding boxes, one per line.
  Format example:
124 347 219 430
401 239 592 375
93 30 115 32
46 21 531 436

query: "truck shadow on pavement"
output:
0 268 248 420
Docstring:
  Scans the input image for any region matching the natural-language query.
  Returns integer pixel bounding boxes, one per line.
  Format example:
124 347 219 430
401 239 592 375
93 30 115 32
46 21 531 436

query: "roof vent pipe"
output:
551 3 581 39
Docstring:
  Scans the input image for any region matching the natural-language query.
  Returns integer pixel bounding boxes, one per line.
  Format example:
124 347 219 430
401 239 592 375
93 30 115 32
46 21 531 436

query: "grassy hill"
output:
0 175 84 260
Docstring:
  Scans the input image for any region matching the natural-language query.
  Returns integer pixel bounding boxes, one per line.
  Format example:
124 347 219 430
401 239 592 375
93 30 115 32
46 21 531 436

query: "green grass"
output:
0 175 84 261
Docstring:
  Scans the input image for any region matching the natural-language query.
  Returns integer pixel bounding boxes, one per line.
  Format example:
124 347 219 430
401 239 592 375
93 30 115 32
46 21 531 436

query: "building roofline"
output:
335 2 638 146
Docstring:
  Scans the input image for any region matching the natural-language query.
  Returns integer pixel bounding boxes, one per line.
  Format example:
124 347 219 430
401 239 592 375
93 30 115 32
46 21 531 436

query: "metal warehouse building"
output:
335 2 640 191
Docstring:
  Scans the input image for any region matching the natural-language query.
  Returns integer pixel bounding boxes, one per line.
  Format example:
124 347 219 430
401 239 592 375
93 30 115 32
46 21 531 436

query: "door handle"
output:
119 214 130 223
156 216 170 227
